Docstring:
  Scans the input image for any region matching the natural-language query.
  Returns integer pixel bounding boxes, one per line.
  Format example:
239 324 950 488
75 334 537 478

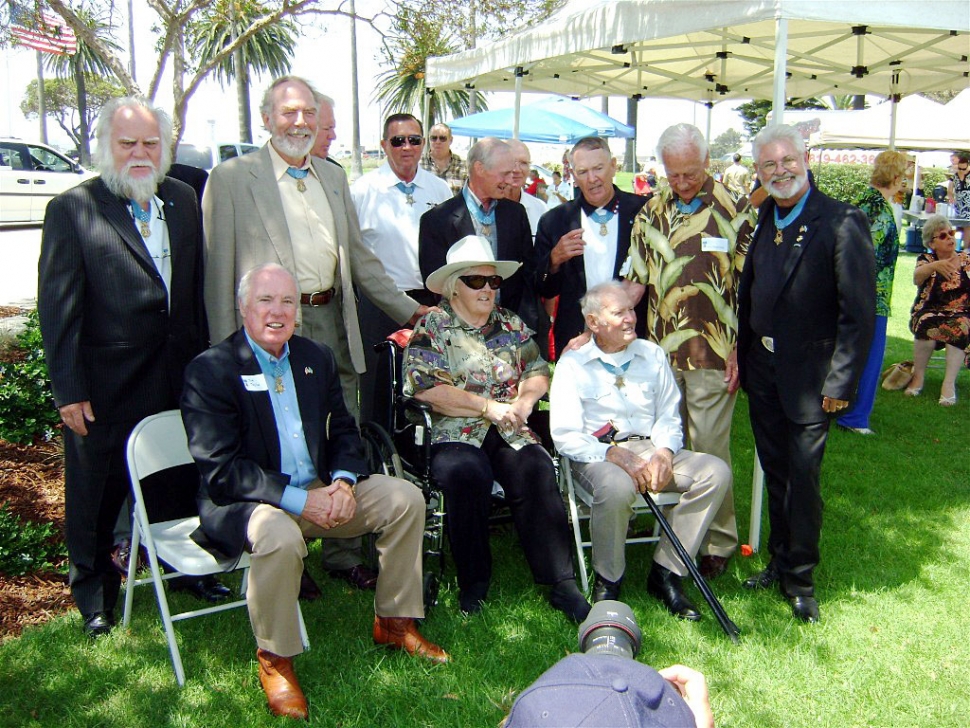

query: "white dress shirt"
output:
518 190 547 239
580 209 619 289
550 337 683 462
350 162 452 290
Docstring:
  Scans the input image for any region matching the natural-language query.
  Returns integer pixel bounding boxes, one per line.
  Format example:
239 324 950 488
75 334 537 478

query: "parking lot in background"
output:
0 226 42 308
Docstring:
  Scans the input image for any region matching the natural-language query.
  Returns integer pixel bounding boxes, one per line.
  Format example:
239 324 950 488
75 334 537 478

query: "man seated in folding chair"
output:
180 263 448 722
549 281 731 621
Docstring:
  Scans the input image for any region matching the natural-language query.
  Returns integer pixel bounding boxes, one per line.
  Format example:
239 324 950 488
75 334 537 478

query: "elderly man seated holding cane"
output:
180 263 447 722
549 282 731 620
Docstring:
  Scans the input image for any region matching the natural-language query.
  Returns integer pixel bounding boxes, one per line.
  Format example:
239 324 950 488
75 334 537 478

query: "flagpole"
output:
36 50 48 144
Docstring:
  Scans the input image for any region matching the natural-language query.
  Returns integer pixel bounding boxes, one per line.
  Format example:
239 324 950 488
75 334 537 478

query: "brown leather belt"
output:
300 289 335 306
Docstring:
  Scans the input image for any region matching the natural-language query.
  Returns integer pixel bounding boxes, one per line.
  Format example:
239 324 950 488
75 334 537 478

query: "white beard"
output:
766 170 809 202
101 160 162 203
272 129 314 161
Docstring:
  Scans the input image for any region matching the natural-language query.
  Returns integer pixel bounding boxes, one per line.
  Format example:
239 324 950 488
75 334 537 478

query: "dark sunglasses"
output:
934 229 956 240
388 135 423 148
459 274 503 290
429 135 449 142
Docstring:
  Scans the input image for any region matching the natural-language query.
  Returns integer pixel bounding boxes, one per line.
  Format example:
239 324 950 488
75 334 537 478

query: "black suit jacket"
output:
418 195 538 331
534 188 647 357
737 188 875 423
38 176 207 425
180 331 368 564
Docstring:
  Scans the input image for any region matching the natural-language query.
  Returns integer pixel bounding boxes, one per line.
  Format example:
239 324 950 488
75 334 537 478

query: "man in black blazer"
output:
737 124 875 623
37 97 208 638
181 264 447 720
419 137 538 332
534 137 647 359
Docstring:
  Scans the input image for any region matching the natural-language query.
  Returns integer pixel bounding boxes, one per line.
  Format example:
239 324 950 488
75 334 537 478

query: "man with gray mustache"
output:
37 96 208 638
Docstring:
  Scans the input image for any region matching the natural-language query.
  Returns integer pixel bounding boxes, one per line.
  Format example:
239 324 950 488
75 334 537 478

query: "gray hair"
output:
259 75 321 118
657 123 708 163
237 263 299 309
580 280 626 319
921 214 952 246
313 92 335 110
467 137 511 170
569 136 611 165
94 96 173 174
752 123 806 162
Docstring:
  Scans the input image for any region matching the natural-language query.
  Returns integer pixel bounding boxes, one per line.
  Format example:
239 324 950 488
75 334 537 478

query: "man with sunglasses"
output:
618 124 756 583
419 137 539 333
351 114 452 426
421 123 467 196
737 124 874 623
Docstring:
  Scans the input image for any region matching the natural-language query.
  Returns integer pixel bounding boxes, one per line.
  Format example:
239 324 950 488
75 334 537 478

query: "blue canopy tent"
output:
448 97 634 144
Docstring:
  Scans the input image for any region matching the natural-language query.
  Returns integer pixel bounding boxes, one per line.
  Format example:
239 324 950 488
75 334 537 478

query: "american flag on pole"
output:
9 2 78 55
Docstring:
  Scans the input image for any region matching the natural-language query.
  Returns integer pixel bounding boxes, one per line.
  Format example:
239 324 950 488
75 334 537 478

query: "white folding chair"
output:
121 410 308 686
558 454 681 592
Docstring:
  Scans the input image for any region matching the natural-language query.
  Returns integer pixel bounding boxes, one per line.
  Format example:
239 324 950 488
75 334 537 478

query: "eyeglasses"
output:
388 135 423 148
429 135 449 142
759 156 802 174
934 229 956 240
458 274 503 290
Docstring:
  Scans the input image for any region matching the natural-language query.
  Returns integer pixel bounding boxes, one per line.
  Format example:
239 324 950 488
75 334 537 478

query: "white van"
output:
175 142 260 170
0 139 97 224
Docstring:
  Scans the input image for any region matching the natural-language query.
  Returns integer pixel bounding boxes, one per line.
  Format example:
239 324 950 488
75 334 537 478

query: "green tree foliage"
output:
43 1 122 166
734 98 828 138
189 0 297 143
20 76 124 155
710 128 744 159
0 311 59 446
810 163 950 205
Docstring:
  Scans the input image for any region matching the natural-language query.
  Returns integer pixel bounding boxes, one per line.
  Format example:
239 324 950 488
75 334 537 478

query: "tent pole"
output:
888 70 900 150
513 67 524 140
772 18 788 125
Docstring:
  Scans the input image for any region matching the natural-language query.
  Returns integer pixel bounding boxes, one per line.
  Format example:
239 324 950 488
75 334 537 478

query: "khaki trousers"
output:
571 440 730 582
244 475 425 657
673 366 739 557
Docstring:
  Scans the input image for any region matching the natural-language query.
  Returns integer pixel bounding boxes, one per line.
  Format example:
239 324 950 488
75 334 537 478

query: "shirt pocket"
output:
621 381 657 413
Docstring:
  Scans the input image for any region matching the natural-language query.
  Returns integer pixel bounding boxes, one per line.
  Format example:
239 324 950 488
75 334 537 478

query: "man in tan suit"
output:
203 76 429 592
203 75 429 419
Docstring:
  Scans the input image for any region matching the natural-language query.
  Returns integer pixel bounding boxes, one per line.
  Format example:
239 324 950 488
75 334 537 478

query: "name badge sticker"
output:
242 374 268 392
701 236 729 253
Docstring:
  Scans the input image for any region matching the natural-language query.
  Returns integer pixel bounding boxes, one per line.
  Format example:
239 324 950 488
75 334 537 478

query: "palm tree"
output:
374 10 474 127
189 0 296 143
44 2 122 166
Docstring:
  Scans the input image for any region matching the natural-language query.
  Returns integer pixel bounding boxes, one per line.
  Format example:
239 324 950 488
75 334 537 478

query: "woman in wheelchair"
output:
403 236 590 622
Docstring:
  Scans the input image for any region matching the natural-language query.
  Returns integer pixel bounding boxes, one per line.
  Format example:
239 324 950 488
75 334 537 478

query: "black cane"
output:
642 493 741 642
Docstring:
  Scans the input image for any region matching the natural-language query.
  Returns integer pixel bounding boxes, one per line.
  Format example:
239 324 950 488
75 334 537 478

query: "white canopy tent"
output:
426 0 970 131
811 95 970 151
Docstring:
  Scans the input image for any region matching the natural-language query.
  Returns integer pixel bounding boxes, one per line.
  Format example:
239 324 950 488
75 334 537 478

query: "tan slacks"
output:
571 440 730 582
673 366 739 557
244 475 425 657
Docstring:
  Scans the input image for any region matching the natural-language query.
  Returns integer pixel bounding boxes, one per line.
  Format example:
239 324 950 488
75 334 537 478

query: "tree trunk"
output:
76 57 91 167
236 53 252 143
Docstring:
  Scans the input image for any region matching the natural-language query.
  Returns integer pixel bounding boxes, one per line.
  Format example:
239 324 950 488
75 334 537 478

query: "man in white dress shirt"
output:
550 282 729 621
350 113 452 424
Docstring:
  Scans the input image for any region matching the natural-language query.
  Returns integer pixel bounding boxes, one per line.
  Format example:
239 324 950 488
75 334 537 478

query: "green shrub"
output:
0 502 66 576
811 162 872 203
0 310 60 445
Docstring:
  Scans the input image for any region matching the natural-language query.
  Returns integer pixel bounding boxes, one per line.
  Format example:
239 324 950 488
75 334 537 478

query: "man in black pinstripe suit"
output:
37 96 208 638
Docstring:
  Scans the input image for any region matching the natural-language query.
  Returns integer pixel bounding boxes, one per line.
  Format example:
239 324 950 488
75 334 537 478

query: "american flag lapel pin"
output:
305 366 313 375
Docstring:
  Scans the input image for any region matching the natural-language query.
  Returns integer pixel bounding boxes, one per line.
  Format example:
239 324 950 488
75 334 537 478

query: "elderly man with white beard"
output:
37 96 208 638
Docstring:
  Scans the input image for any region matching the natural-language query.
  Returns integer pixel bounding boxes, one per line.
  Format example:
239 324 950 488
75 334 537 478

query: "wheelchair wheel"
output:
359 421 404 479
423 571 439 610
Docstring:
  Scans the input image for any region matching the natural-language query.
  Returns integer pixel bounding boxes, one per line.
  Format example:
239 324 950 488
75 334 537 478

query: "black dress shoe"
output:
699 555 729 581
299 567 322 601
789 595 820 623
647 564 701 621
82 611 114 639
170 575 232 603
592 573 622 602
459 581 489 615
549 579 592 623
743 561 781 590
327 564 378 590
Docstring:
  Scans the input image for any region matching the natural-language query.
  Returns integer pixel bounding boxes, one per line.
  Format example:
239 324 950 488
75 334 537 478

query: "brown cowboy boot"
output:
256 648 309 720
373 616 449 664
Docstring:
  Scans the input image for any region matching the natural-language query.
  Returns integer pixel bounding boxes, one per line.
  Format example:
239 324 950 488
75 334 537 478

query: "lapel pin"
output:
305 366 313 375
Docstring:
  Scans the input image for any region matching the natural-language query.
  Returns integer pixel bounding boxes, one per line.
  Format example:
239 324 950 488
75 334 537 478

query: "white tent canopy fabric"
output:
811 95 970 151
426 0 970 105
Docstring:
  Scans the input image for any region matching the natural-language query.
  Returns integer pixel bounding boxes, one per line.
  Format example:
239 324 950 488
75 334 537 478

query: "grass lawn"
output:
1 256 967 727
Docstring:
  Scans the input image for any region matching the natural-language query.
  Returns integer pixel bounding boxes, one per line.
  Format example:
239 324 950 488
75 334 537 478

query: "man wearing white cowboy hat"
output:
404 235 591 622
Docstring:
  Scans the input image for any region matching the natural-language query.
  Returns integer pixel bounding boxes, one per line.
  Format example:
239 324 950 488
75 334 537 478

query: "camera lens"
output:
577 600 642 659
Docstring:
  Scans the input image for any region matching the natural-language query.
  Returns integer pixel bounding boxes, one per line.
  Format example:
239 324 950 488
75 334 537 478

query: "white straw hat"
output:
425 235 522 294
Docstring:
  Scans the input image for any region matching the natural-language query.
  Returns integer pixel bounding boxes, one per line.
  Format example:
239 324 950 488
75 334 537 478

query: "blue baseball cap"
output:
505 653 697 727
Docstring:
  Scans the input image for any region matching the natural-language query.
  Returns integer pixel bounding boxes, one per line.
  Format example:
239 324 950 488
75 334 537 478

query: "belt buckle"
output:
307 290 329 307
761 336 775 353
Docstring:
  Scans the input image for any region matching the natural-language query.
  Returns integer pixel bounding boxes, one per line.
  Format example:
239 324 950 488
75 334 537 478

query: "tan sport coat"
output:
202 144 417 371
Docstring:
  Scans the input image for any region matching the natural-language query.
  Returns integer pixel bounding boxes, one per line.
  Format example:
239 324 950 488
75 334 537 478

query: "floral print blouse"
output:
856 185 899 318
403 299 549 447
